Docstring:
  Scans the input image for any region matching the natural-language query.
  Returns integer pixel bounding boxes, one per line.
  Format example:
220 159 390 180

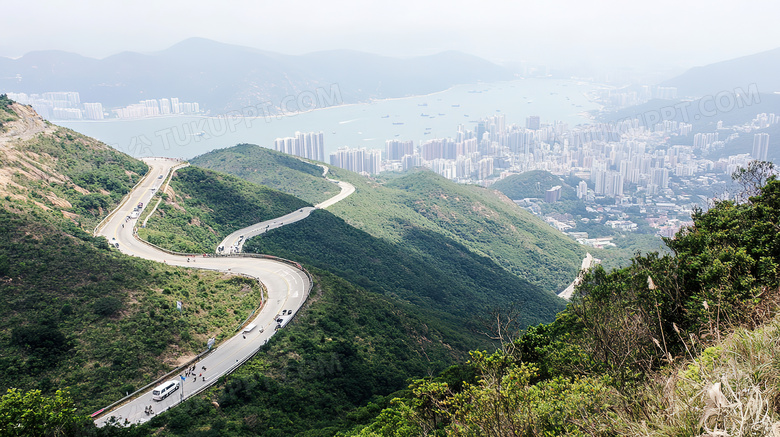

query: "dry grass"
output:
606 317 780 436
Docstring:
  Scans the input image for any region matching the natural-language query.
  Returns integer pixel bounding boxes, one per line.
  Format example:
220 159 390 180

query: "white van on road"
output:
151 380 180 401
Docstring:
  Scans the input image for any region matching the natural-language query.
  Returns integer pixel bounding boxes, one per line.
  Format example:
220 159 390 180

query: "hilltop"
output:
491 170 578 201
661 46 780 97
190 144 338 204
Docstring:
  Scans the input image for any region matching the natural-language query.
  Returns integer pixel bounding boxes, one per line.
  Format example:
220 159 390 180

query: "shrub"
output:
93 296 122 317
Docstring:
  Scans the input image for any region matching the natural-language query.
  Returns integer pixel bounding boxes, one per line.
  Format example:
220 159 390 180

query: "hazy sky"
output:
3 0 779 72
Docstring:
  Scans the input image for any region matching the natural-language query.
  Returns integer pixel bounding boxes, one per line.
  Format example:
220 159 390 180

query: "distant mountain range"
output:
0 38 514 113
662 47 780 97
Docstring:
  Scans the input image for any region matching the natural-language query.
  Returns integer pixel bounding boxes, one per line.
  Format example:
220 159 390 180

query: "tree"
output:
731 160 776 203
0 388 94 436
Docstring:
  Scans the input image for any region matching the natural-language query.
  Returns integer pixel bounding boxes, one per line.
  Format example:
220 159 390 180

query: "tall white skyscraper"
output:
159 98 171 115
386 140 414 160
329 147 381 174
753 133 770 161
274 131 324 161
83 102 104 120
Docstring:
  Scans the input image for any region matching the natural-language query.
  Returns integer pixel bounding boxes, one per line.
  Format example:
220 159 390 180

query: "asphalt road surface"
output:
93 157 311 427
218 166 355 253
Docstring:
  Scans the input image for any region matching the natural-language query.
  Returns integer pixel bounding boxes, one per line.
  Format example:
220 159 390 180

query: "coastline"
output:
52 77 602 125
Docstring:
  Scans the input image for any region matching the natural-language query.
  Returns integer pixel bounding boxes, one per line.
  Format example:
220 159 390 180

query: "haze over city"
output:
4 0 780 75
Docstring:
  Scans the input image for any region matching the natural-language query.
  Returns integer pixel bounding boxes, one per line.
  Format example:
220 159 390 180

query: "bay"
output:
59 78 602 160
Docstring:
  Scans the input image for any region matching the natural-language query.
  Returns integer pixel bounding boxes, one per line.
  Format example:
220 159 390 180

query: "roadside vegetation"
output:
0 94 17 131
134 268 476 435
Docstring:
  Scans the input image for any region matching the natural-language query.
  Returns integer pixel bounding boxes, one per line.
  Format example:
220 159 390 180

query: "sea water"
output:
59 78 603 160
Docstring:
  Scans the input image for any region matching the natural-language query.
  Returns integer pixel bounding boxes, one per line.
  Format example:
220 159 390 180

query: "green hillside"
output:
137 162 566 330
138 166 309 253
132 161 567 434
0 205 264 414
191 145 585 294
244 209 564 328
491 170 577 201
327 167 584 293
190 144 339 204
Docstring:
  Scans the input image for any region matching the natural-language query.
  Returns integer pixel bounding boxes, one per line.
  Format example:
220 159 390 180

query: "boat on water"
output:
418 103 428 106
420 113 429 117
393 122 404 125
438 113 445 116
381 115 390 118
451 104 460 107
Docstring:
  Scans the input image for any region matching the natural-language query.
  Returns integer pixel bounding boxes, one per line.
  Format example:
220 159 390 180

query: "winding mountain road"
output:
92 157 353 427
218 164 354 253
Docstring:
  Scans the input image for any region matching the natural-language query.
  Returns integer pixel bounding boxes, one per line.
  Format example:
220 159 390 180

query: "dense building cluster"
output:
274 131 325 162
5 91 200 120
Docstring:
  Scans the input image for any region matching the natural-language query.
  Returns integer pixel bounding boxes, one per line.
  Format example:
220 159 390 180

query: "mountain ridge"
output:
0 38 514 113
661 46 780 97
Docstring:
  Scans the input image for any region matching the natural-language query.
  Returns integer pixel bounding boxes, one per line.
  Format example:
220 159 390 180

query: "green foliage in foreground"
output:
0 388 95 436
245 209 566 330
0 204 264 414
139 166 309 253
191 144 339 204
344 352 611 437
